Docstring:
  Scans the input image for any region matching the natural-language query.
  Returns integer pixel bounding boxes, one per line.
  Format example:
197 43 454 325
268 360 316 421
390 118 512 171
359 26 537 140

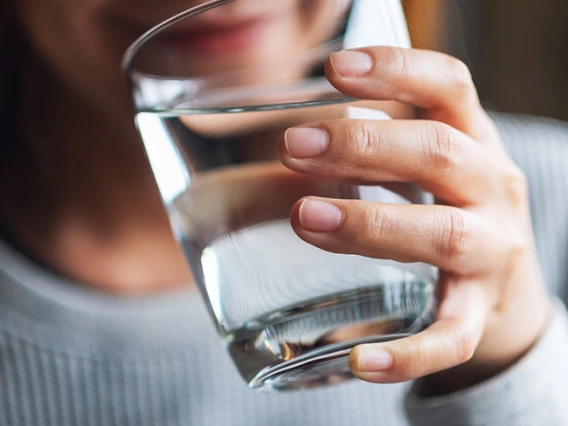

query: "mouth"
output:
158 18 275 56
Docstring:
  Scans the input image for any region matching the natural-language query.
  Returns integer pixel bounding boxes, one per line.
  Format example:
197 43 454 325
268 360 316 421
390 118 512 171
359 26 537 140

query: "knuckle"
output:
501 165 529 207
502 240 527 279
439 210 473 262
348 121 381 159
501 223 528 265
425 123 460 173
508 229 527 259
446 56 474 97
453 326 476 364
494 165 529 261
390 47 412 82
363 205 389 244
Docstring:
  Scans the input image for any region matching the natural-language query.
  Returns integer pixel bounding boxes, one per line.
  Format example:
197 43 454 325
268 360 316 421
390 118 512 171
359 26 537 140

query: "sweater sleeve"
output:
404 299 568 426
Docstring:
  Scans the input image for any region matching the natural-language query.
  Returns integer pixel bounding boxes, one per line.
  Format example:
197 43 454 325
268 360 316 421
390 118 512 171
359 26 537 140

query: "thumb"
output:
349 279 487 384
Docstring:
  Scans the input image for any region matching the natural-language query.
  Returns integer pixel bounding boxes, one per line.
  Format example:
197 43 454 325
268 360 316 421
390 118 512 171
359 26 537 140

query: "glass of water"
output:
123 0 438 391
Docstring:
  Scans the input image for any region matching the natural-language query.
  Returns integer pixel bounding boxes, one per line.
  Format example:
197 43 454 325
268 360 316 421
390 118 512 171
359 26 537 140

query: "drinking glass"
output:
123 0 438 391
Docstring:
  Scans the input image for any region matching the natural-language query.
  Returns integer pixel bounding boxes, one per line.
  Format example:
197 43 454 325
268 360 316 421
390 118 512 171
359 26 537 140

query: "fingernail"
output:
330 50 373 77
357 347 394 372
299 199 344 232
285 127 329 158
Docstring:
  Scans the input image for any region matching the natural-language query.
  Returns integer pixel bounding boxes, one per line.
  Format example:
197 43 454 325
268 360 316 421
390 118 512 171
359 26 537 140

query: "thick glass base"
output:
225 285 436 391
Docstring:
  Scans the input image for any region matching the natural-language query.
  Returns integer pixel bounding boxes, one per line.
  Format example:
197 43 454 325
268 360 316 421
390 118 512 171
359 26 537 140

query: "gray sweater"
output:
1 112 568 426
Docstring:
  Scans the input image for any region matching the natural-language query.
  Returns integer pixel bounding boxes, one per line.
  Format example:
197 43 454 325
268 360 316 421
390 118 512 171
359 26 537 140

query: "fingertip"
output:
289 197 304 229
324 54 337 79
276 131 288 158
350 344 396 383
324 54 344 91
349 345 415 384
352 345 394 372
348 345 361 372
297 198 344 232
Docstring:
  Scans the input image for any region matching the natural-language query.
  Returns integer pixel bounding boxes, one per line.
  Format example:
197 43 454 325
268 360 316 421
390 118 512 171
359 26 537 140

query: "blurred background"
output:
403 0 568 121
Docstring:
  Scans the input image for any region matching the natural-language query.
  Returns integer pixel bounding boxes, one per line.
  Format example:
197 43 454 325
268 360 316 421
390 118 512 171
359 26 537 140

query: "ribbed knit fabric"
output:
1 113 567 426
493 113 568 299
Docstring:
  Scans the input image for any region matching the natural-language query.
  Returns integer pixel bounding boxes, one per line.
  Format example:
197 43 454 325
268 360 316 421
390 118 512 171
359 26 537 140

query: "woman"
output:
1 0 567 425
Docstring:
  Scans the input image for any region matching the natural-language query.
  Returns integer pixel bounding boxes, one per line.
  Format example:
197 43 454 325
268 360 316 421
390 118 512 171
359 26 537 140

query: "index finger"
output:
325 47 496 142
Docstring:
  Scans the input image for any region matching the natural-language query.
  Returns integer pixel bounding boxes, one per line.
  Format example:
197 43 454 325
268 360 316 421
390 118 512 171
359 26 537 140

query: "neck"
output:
0 57 192 295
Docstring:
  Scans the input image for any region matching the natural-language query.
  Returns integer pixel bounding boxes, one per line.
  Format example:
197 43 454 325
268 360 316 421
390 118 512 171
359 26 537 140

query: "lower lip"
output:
172 19 274 56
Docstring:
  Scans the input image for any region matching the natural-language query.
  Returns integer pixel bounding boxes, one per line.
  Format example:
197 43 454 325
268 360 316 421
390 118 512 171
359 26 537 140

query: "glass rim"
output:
122 0 411 112
121 0 234 76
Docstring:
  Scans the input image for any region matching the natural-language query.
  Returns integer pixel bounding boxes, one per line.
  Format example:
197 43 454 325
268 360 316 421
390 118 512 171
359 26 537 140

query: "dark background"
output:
404 0 568 121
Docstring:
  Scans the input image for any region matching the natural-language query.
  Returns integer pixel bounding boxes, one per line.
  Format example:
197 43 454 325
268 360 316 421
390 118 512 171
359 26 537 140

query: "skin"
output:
0 0 354 293
0 0 552 396
283 48 551 392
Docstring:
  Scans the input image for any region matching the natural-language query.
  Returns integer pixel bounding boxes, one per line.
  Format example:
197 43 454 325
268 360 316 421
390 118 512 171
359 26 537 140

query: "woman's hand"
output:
278 47 552 394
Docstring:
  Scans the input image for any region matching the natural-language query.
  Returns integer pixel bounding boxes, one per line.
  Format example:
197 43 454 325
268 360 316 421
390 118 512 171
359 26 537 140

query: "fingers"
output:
349 279 487 384
291 197 496 275
279 119 491 206
325 47 497 142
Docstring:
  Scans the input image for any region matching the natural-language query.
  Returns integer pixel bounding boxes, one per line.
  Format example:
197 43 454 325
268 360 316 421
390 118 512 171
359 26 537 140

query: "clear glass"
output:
123 0 438 391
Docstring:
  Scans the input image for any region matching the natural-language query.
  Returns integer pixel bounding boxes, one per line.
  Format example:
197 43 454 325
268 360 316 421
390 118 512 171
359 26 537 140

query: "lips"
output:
158 18 274 56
